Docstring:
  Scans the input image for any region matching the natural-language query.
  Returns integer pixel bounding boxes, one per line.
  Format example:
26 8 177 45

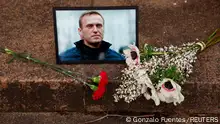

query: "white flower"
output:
156 78 184 106
137 71 160 106
123 44 140 67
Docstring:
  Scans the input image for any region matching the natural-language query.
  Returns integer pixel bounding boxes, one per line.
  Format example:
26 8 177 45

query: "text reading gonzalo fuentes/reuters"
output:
125 116 219 123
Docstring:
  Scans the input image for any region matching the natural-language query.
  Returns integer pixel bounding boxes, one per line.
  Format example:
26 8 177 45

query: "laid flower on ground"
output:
92 86 106 100
137 69 160 106
156 78 184 106
122 44 140 67
91 71 108 100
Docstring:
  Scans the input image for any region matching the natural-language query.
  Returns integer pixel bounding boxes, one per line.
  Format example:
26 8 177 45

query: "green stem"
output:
141 51 174 56
207 37 220 47
27 56 90 78
1 47 92 86
204 29 220 47
206 29 218 44
151 52 170 55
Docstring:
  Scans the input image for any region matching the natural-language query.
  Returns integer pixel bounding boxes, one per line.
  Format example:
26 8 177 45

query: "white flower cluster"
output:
142 56 164 75
113 66 143 103
156 42 199 83
142 43 199 83
169 49 198 77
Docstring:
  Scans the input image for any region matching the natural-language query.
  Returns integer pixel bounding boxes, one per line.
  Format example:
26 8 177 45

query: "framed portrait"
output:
53 6 138 64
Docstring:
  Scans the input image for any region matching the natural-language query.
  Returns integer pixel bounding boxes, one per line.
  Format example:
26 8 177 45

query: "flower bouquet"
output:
113 28 220 106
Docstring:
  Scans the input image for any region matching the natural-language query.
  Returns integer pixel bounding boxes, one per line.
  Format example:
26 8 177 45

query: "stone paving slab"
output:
0 0 220 123
0 81 219 114
0 112 219 124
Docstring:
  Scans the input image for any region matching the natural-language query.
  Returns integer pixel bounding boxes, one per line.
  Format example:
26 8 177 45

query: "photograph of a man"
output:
59 11 125 62
54 7 137 64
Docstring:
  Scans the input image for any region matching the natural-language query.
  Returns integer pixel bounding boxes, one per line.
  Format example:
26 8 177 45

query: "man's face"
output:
78 14 104 48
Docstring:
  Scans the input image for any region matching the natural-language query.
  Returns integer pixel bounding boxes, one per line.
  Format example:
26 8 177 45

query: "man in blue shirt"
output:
59 11 125 63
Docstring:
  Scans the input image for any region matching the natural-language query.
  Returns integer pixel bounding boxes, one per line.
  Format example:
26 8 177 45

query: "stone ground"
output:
0 112 219 124
0 0 220 123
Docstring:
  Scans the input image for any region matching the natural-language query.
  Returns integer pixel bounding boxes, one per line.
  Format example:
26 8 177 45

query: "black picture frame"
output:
53 6 139 64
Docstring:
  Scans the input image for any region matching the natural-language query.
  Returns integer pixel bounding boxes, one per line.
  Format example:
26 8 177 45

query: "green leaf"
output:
4 48 13 55
149 65 184 85
207 29 218 41
88 84 98 91
163 66 183 82
142 44 154 61
91 76 101 84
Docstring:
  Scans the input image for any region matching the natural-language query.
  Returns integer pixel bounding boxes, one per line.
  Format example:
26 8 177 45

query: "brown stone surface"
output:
0 81 85 112
0 81 219 114
0 0 220 120
0 112 219 124
0 112 100 124
0 0 219 83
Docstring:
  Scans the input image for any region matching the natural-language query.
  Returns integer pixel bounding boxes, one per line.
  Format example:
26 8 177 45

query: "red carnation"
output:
98 71 108 87
92 87 106 100
92 71 108 100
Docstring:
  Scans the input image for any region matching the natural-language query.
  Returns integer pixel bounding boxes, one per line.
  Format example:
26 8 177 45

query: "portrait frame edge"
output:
52 6 139 64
